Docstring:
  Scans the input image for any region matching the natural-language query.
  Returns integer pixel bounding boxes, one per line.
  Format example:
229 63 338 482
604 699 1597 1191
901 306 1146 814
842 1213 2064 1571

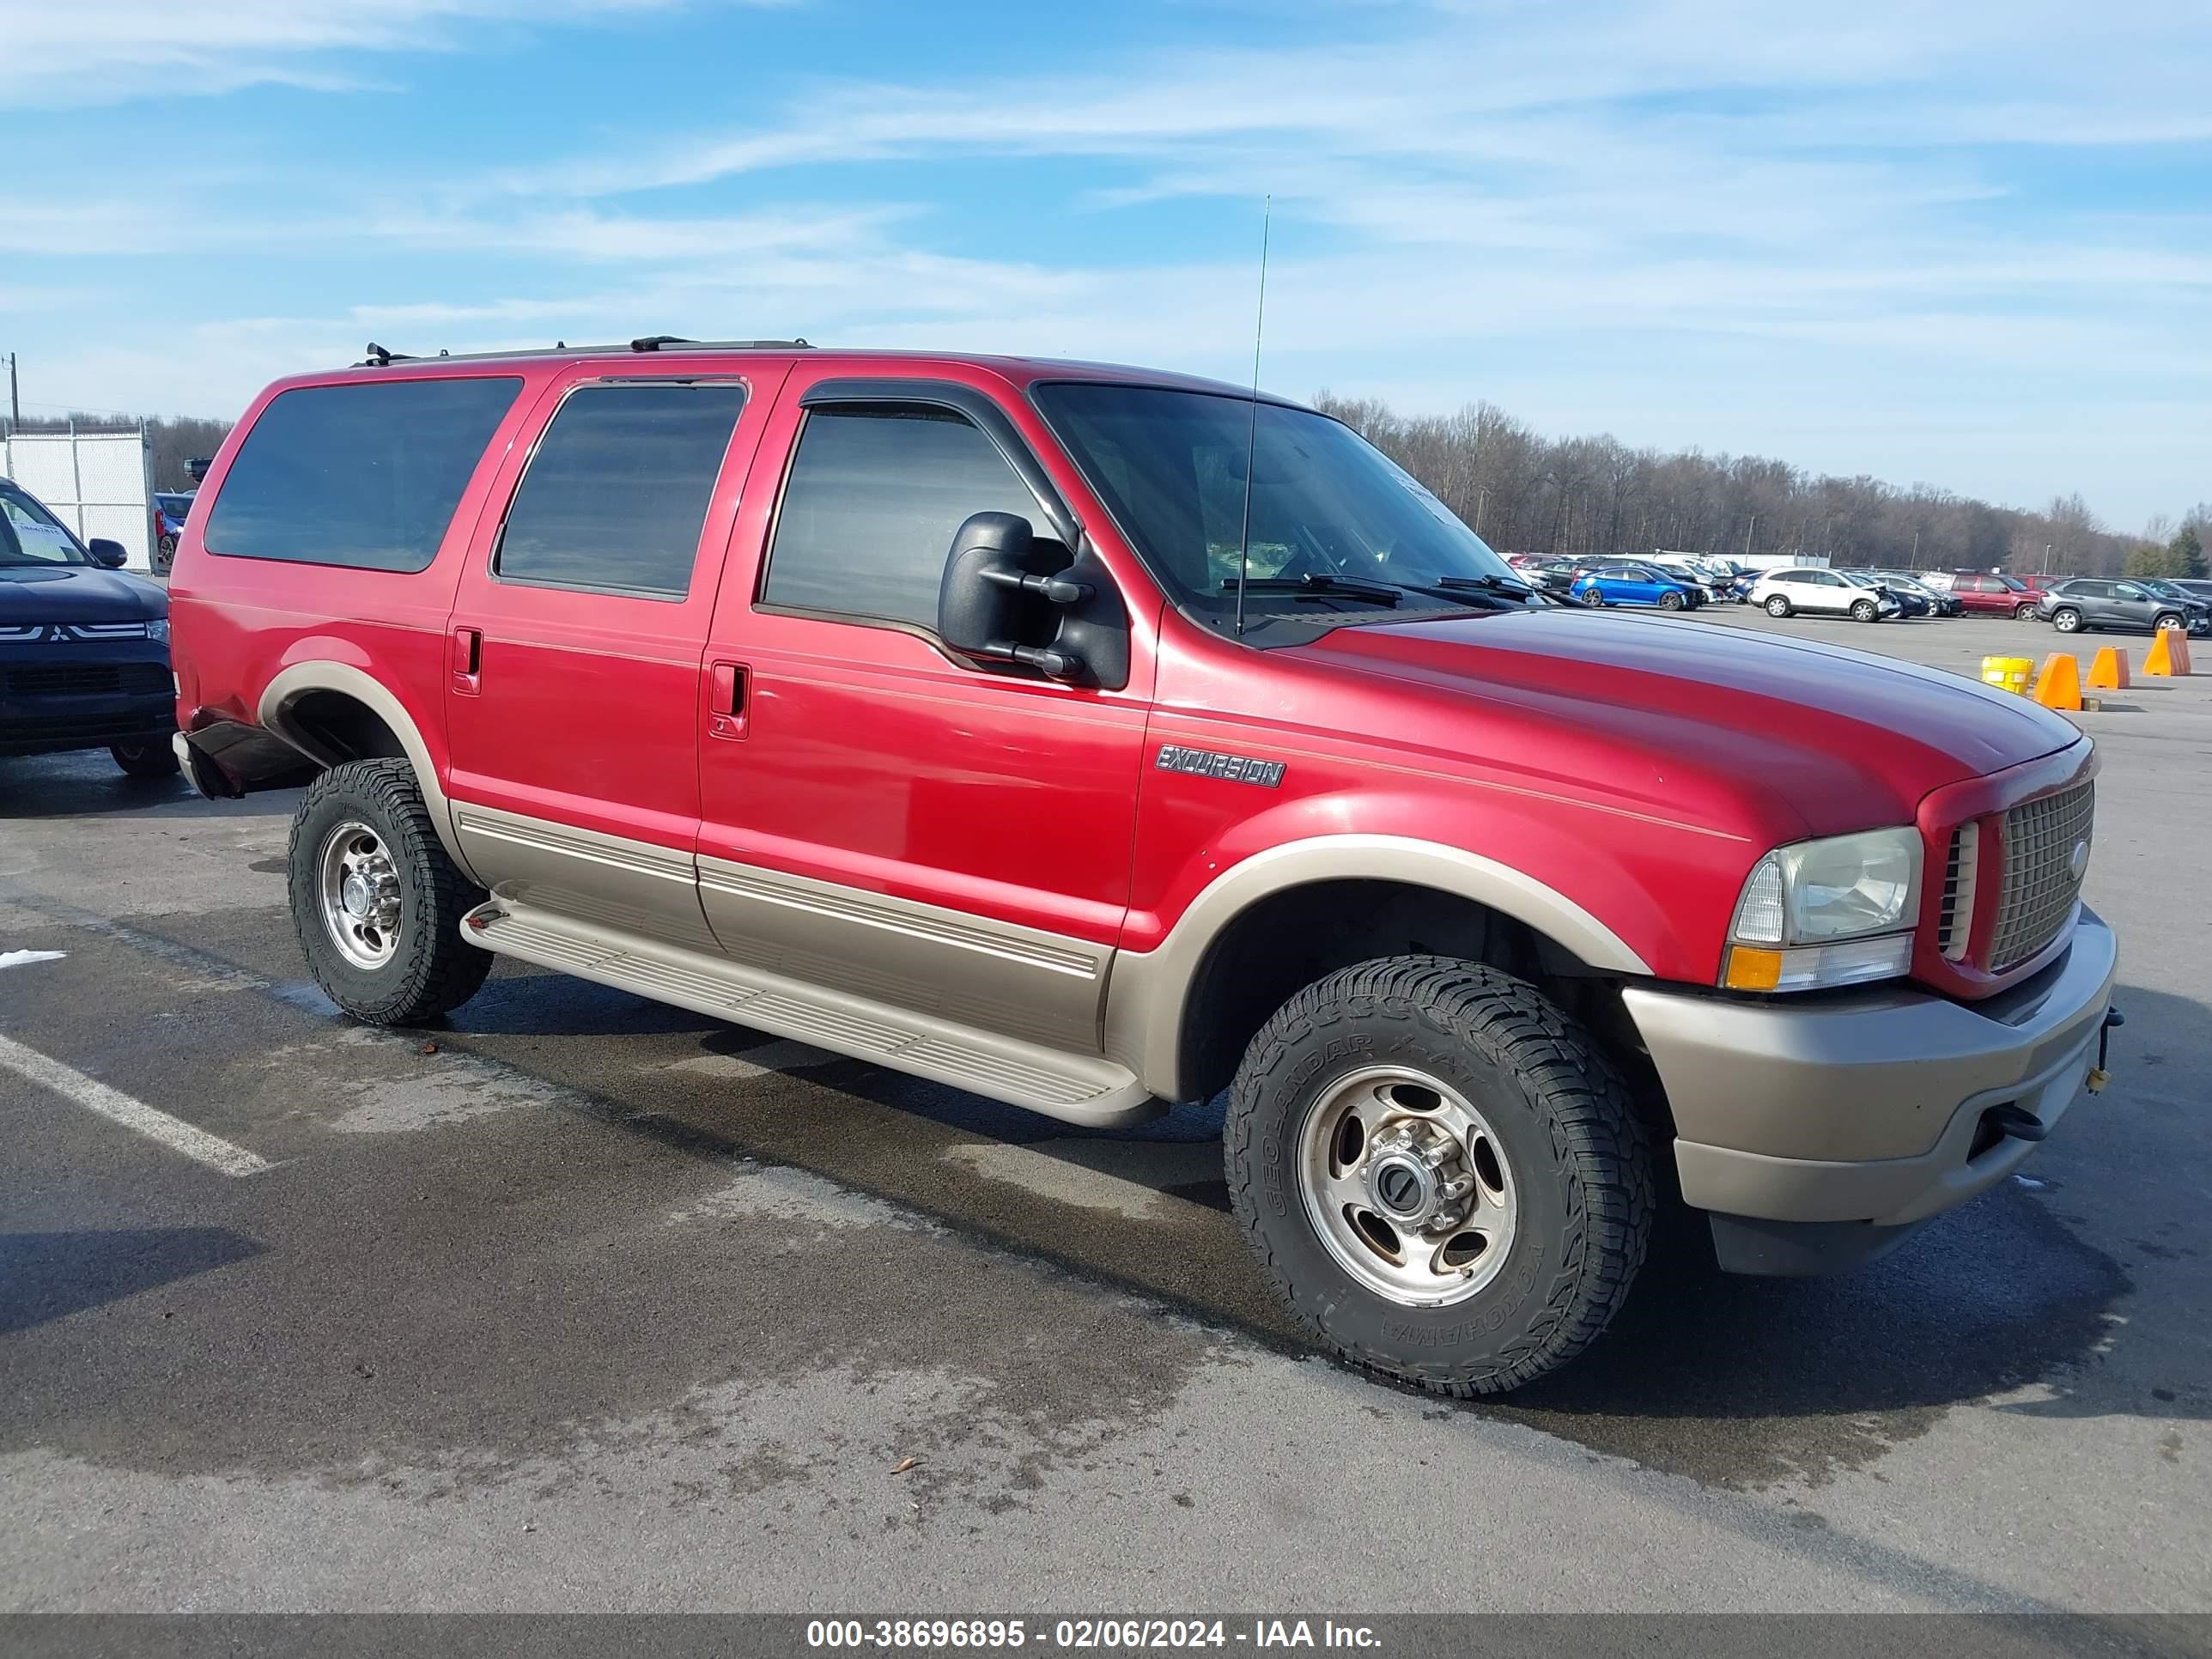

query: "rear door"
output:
444 367 781 949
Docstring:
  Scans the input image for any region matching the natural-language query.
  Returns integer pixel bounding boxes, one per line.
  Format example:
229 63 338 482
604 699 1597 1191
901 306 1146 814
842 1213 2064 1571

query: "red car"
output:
1945 570 2043 618
166 341 2118 1395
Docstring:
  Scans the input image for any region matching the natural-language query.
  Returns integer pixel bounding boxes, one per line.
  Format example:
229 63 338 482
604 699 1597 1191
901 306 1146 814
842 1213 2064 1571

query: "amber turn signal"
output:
1723 945 1784 992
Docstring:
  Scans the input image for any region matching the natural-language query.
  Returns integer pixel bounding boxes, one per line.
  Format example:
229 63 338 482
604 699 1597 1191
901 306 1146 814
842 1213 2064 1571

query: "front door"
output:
445 368 781 950
694 368 1156 1054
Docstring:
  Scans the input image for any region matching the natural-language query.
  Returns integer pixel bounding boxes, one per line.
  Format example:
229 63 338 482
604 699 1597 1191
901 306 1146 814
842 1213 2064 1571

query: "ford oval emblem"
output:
2069 841 2089 883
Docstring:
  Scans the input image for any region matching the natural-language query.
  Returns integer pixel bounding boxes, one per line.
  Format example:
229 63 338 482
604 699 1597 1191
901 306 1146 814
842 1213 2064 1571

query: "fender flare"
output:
255 660 480 881
1103 834 1652 1102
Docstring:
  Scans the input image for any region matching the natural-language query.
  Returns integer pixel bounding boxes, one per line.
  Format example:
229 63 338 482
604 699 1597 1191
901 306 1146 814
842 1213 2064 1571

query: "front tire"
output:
1764 595 1792 617
1658 590 1686 611
2154 613 2184 635
1225 957 1652 1396
1850 598 1879 623
288 758 491 1024
2015 602 2039 619
110 740 180 779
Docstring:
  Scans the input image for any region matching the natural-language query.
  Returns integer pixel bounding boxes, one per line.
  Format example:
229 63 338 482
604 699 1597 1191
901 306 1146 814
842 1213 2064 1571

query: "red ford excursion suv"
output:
168 341 2118 1395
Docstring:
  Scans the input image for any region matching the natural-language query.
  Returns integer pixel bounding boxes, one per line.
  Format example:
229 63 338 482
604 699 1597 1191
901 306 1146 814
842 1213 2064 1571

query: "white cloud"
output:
0 0 775 106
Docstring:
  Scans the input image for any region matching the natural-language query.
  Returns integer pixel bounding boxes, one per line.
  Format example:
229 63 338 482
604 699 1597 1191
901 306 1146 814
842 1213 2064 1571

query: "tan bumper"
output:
1622 908 2116 1229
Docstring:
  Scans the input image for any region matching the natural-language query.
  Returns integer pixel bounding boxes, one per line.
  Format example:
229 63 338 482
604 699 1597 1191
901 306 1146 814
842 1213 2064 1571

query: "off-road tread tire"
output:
288 758 490 1025
1225 956 1652 1398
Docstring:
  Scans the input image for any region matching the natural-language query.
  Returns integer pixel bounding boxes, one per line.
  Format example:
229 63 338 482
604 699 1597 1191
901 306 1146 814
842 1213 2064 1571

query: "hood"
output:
1285 609 2081 840
0 564 169 622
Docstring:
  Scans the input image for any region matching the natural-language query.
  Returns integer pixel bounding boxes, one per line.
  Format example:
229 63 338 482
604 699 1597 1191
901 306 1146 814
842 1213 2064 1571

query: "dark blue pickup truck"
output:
1 477 178 777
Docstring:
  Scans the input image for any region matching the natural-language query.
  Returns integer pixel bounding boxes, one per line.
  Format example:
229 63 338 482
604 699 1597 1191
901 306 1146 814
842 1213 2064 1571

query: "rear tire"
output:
1764 595 1792 617
288 758 491 1024
2052 607 2081 633
1224 956 1652 1396
110 740 179 779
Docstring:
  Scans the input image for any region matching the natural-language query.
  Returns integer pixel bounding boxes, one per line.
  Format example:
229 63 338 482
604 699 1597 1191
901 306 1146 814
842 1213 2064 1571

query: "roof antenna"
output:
1233 194 1271 638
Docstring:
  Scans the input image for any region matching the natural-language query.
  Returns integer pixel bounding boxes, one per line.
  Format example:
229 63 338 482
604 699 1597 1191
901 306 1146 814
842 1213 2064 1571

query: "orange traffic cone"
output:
2086 647 2130 690
2144 627 2194 677
2033 653 2082 711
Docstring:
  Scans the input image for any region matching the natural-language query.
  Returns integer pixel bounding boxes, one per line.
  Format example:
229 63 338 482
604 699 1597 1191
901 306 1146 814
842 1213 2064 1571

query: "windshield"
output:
0 483 92 566
1032 384 1519 623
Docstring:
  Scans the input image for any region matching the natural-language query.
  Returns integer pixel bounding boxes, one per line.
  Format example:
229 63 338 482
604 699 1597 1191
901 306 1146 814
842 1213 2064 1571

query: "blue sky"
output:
3 0 2206 527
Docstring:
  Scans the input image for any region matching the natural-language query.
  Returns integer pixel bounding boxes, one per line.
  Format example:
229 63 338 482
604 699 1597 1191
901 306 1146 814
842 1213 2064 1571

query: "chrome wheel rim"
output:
318 820 403 969
1297 1065 1519 1308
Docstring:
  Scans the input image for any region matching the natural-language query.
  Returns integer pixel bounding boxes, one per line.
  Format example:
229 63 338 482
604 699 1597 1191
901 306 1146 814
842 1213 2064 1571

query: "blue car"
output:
2 476 178 776
1569 562 1704 611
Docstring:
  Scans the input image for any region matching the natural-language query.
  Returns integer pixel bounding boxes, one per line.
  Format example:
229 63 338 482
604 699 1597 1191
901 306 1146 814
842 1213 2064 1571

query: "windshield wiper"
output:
1218 574 1402 606
1400 574 1561 609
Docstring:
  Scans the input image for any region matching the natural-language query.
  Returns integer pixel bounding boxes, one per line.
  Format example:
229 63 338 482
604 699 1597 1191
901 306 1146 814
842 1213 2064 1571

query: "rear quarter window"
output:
204 376 523 572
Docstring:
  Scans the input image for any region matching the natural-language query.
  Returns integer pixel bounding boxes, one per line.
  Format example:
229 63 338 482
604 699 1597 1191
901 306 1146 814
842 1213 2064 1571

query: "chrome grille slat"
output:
1990 782 2094 970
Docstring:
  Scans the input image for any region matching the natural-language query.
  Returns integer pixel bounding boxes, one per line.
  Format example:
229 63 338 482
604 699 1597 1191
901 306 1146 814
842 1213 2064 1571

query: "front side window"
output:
1032 383 1516 623
496 383 747 599
761 405 1041 629
2112 582 2148 601
205 376 522 571
0 483 89 565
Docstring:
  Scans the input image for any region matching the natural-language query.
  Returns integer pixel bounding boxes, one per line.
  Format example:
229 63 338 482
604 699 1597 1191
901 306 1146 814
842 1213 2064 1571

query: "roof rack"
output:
356 337 812 368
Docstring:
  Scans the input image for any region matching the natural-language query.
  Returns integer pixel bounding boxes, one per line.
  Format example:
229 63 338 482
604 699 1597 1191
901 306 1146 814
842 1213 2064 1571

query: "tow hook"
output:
2087 1006 2124 1095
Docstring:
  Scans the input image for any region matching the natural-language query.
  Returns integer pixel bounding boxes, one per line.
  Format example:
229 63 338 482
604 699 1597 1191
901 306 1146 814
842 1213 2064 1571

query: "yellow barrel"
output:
1981 655 2033 695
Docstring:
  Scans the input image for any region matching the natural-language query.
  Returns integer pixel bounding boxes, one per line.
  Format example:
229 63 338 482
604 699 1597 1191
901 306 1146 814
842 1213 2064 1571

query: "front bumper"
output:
1621 908 2116 1273
0 650 175 757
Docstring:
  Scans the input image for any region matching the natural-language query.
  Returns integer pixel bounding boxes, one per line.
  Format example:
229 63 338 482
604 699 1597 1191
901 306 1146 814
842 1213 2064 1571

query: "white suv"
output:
1750 568 1901 623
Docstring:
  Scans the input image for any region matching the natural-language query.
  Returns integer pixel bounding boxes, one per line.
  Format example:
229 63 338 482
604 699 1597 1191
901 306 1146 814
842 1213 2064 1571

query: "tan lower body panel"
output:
462 900 1161 1129
453 804 722 953
696 854 1109 1054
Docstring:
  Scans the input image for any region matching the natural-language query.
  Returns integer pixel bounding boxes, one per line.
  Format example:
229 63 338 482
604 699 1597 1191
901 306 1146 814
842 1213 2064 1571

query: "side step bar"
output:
460 900 1162 1129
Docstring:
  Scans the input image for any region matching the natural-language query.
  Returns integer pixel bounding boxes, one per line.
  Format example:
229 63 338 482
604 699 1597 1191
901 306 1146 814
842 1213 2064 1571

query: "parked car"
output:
1839 570 1929 618
1945 572 2042 618
168 342 2118 1396
2 476 179 775
1749 567 1901 622
152 492 196 575
1569 561 1704 610
2136 580 2212 633
2036 579 2206 637
1520 556 1582 595
2169 579 2212 605
1869 572 1962 617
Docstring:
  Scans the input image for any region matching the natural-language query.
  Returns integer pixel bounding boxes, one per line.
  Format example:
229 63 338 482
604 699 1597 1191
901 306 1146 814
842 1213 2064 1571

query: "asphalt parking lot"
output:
2 607 2207 1615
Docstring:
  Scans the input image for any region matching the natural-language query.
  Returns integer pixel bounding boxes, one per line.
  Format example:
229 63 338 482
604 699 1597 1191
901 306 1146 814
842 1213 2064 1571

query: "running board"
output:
460 901 1161 1129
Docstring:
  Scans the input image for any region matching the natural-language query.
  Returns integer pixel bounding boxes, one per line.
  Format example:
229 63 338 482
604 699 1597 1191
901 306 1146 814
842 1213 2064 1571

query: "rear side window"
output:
495 382 747 599
762 405 1039 629
205 377 522 571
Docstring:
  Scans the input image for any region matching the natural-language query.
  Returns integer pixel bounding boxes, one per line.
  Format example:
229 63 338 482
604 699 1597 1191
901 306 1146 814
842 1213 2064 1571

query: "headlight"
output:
146 618 171 644
1723 827 1921 993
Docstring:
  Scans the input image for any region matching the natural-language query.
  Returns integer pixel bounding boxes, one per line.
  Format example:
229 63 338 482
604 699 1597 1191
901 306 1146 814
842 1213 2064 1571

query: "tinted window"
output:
206 377 521 571
496 384 746 598
762 406 1040 629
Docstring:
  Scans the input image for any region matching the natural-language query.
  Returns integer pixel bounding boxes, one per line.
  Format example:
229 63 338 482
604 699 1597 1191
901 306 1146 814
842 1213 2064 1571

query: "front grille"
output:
1937 823 1978 961
2 662 172 698
1989 782 2095 970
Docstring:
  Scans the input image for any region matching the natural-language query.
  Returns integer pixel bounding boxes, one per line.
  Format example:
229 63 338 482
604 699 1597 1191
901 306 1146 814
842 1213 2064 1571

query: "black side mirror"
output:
88 538 130 569
939 512 1106 683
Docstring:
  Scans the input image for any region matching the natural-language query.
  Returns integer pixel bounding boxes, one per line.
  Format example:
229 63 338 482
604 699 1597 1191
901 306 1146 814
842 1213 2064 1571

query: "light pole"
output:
2044 542 2052 574
1744 515 1756 561
1475 487 1487 533
1911 529 1920 568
